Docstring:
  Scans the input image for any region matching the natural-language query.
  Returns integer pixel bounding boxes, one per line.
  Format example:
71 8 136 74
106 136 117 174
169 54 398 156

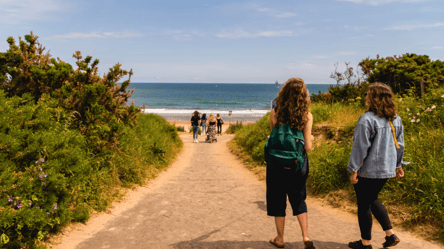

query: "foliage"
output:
0 32 139 154
233 113 270 165
360 53 444 96
176 126 185 132
188 127 201 135
0 91 182 248
226 121 244 134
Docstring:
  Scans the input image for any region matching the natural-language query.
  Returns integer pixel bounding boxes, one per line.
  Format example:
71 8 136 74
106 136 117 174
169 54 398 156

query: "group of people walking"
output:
190 112 223 143
266 78 406 249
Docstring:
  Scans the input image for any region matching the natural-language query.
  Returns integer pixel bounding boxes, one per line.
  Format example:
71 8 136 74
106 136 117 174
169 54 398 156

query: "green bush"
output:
189 127 202 135
226 121 244 134
0 91 182 248
176 126 185 132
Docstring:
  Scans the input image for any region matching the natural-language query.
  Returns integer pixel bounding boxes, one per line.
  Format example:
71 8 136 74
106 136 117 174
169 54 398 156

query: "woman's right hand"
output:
395 167 404 179
350 171 359 184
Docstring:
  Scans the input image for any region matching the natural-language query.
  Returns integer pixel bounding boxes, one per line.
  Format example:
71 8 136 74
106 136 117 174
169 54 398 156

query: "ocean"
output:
128 83 331 111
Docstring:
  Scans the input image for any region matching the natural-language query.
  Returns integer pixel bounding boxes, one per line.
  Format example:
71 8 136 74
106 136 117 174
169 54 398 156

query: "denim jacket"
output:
347 112 408 179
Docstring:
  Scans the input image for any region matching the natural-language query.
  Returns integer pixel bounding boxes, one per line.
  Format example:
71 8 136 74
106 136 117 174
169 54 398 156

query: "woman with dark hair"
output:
216 113 223 135
201 113 207 136
347 83 407 249
267 78 315 249
190 111 200 143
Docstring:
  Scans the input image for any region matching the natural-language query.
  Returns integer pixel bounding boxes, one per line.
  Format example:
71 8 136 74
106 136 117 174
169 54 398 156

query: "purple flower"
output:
8 196 12 202
47 212 50 215
39 174 43 180
39 167 42 171
29 201 32 205
35 160 39 164
40 158 45 163
13 202 16 206
53 204 57 210
17 204 22 209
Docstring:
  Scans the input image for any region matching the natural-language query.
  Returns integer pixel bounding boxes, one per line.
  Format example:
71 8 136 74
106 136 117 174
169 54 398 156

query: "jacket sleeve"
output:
347 124 372 172
396 121 407 168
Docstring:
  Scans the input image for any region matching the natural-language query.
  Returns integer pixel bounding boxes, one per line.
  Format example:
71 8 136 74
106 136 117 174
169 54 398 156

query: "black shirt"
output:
191 116 200 126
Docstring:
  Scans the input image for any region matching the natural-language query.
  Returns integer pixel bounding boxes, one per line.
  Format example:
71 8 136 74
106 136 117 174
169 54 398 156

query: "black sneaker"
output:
349 240 372 249
383 234 400 248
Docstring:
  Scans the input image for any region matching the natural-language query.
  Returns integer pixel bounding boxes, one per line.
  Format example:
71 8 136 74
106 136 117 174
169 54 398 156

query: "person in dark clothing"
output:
216 113 223 135
267 78 315 249
190 111 200 143
201 113 207 136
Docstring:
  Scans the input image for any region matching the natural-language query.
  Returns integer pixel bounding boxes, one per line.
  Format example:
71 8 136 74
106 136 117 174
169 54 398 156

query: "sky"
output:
1 0 443 84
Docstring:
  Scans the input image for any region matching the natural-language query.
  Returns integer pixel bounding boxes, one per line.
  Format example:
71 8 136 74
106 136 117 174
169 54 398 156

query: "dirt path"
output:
48 134 443 249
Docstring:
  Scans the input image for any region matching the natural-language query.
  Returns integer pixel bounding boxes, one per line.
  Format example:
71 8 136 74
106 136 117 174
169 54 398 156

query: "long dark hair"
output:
192 110 200 119
275 78 309 130
202 113 206 120
366 83 398 121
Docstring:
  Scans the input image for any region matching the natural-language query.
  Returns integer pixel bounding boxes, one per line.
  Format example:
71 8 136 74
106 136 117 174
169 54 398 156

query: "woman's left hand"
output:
350 171 359 184
395 167 404 179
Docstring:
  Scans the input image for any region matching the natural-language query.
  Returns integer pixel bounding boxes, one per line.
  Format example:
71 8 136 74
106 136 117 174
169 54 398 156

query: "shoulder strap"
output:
388 121 400 149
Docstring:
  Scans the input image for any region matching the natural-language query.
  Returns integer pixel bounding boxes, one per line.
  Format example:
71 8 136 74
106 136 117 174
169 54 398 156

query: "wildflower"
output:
409 113 412 115
43 182 46 186
433 115 436 118
29 178 33 182
36 205 40 209
17 204 22 209
14 202 16 206
39 174 43 180
416 113 420 116
441 94 444 98
53 204 57 210
426 107 431 112
47 212 50 215
39 167 42 171
28 201 32 206
406 108 410 111
40 158 45 163
8 196 12 202
432 105 436 109
416 119 420 123
411 119 415 123
35 160 39 164
413 116 416 119
44 174 47 178
399 98 403 102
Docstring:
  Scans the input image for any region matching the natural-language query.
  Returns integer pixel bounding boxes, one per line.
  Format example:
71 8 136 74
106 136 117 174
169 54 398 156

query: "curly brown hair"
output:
275 78 309 130
366 82 398 121
192 110 200 118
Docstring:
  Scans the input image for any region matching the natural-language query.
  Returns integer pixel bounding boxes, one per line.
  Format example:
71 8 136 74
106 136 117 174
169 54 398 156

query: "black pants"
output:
217 124 222 134
353 177 393 240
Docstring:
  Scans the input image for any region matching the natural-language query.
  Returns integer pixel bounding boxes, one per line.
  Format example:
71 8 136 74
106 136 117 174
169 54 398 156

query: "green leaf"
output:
0 233 9 244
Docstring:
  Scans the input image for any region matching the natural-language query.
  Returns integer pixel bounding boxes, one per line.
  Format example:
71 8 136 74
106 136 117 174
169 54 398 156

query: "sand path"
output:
49 134 443 249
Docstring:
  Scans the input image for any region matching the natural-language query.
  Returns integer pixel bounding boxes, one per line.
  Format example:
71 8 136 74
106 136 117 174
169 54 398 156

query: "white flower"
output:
416 119 420 123
416 113 420 116
426 107 431 112
399 98 403 102
441 94 444 98
409 113 412 115
432 105 436 109
406 108 410 111
411 119 415 123
413 116 416 119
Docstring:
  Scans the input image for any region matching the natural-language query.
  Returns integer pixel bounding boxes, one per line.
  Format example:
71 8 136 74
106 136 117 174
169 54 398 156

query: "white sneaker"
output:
196 140 199 143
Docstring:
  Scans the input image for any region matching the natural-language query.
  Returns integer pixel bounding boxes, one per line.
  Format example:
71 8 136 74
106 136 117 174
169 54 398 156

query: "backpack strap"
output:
388 121 400 149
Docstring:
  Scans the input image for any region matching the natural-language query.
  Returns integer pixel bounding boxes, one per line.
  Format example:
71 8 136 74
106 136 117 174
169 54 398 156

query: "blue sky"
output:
1 0 443 83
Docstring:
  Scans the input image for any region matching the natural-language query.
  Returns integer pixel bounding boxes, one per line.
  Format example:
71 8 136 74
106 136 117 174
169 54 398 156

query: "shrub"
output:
176 126 185 132
226 121 244 134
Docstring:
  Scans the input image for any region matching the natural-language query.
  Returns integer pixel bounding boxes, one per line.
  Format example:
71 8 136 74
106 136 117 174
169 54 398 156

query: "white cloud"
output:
431 46 444 50
387 22 444 30
162 29 205 40
0 0 65 24
45 32 143 40
256 7 296 18
335 0 430 6
338 52 356 55
314 55 329 59
216 29 292 38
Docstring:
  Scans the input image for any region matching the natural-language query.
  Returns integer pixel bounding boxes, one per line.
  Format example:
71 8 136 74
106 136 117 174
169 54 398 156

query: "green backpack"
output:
265 123 305 171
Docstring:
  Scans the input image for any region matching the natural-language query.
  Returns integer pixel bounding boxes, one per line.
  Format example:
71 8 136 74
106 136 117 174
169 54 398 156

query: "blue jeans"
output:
201 124 207 134
193 125 199 139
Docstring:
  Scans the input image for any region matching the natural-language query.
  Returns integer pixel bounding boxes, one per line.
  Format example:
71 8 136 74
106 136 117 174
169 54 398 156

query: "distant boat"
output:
275 80 278 85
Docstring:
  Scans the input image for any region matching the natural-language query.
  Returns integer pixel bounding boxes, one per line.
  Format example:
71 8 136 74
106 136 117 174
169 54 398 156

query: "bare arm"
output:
303 112 314 151
270 109 277 132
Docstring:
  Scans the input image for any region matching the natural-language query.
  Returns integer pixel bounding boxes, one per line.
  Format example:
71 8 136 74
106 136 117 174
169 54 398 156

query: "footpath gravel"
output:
49 134 443 249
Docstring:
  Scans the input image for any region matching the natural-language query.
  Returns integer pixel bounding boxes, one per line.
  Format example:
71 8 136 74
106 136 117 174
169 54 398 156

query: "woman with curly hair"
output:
347 83 407 249
267 78 315 249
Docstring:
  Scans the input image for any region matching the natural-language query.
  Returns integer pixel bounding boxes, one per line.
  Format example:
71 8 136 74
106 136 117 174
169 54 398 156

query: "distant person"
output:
347 83 406 249
216 113 223 135
201 113 207 136
267 78 315 249
207 114 217 143
190 111 200 143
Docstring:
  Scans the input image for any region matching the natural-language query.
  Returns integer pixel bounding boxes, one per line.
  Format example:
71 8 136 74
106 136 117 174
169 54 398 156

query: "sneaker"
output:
349 240 372 249
304 240 316 249
196 140 198 143
383 234 400 248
